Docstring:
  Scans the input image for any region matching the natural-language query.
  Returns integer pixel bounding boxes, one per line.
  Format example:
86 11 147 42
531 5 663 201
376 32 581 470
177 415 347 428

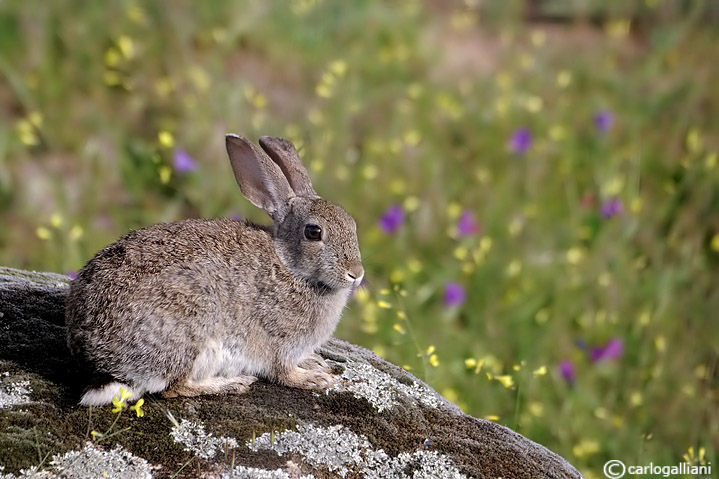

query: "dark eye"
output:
304 224 322 241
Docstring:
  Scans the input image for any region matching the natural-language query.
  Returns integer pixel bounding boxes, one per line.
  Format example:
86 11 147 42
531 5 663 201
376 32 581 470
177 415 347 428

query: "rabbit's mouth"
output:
307 276 358 296
308 279 335 296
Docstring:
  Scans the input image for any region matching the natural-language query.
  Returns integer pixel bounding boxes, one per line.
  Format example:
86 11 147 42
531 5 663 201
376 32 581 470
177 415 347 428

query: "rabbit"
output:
65 135 364 406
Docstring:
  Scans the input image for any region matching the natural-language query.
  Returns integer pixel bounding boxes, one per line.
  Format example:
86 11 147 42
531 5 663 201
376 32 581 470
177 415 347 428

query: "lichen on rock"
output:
0 443 155 479
328 360 441 413
248 424 467 479
169 414 239 460
0 373 32 410
222 465 315 479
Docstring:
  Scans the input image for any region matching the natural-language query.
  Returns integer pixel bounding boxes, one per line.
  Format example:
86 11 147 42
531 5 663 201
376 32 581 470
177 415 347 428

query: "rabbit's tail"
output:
80 380 138 406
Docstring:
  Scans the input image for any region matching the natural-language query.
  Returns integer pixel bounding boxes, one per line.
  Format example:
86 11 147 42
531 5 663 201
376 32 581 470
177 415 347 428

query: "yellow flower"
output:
428 354 439 367
556 70 572 88
116 35 135 59
705 152 717 170
453 246 468 261
111 396 125 414
506 260 522 277
530 30 546 47
605 19 631 38
711 234 719 252
533 366 547 377
69 225 84 241
493 374 515 389
566 247 584 265
329 60 347 77
16 117 40 146
403 130 421 147
528 402 544 417
121 387 132 400
159 166 172 184
403 196 420 213
390 269 405 283
535 309 549 324
572 439 600 458
549 124 566 141
131 398 145 418
158 130 174 148
447 202 462 220
36 226 52 241
50 214 63 228
362 165 378 180
686 127 702 153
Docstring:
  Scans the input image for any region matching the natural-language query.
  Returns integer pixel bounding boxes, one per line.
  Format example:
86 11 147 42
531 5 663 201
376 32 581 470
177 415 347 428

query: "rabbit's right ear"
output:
225 135 295 219
259 136 317 198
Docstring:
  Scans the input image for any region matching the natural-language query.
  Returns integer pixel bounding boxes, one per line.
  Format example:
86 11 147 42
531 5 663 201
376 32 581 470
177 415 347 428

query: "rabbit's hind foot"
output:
278 366 339 390
162 375 257 398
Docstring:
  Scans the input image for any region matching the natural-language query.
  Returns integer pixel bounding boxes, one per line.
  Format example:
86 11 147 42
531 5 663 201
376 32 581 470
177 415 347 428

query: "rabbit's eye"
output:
304 224 322 241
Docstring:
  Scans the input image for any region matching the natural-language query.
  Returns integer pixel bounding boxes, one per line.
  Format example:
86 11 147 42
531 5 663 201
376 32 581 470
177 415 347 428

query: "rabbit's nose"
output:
347 263 365 284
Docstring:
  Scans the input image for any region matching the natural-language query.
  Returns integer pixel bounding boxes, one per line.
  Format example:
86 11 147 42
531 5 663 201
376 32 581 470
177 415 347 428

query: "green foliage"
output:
0 1 716 476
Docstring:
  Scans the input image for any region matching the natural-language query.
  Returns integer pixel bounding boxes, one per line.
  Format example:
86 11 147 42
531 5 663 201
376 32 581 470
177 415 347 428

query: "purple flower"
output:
594 110 614 133
591 338 624 362
559 360 575 385
601 198 623 218
509 127 532 154
173 148 197 173
443 281 466 307
66 271 77 280
456 211 480 237
378 204 405 234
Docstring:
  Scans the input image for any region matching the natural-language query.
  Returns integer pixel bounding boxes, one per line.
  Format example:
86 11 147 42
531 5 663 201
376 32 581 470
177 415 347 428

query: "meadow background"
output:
1 1 717 477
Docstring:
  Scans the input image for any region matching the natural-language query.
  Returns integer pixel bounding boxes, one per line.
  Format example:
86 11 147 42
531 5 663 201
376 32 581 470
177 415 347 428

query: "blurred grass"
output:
1 0 717 476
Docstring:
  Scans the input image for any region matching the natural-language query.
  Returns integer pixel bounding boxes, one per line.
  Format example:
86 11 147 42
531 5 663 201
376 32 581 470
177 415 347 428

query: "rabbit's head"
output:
226 135 363 291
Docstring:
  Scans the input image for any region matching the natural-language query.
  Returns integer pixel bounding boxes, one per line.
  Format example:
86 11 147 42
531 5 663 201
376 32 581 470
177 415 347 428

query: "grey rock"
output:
0 266 583 479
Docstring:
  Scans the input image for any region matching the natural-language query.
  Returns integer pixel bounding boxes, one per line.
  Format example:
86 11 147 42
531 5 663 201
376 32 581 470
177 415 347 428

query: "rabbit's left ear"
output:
225 134 295 220
259 136 317 198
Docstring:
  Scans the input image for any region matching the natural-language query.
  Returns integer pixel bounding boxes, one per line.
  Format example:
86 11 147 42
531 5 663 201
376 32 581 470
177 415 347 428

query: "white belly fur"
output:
190 340 267 381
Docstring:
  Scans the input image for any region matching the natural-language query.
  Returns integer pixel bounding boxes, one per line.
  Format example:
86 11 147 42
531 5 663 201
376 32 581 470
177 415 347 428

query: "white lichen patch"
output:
0 373 32 409
222 465 315 479
0 465 49 478
170 418 239 459
366 450 467 479
328 361 441 412
0 444 155 478
50 444 154 479
248 424 466 479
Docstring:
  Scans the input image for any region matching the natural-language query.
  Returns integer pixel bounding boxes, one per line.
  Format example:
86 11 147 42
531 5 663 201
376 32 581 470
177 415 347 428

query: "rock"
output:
0 266 583 479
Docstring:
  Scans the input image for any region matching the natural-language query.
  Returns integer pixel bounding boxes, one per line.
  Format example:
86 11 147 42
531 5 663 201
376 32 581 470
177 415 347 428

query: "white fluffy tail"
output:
80 381 136 406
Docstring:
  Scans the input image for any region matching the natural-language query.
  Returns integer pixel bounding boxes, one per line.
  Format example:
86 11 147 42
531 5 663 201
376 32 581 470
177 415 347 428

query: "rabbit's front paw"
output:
279 366 339 390
298 353 331 373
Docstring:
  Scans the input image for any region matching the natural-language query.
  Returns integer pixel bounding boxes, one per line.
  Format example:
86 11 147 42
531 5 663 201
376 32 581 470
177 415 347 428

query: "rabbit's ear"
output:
259 136 317 197
226 135 295 219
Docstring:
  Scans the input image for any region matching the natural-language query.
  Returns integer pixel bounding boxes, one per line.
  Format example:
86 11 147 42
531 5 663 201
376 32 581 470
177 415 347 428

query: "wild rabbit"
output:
65 135 364 406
